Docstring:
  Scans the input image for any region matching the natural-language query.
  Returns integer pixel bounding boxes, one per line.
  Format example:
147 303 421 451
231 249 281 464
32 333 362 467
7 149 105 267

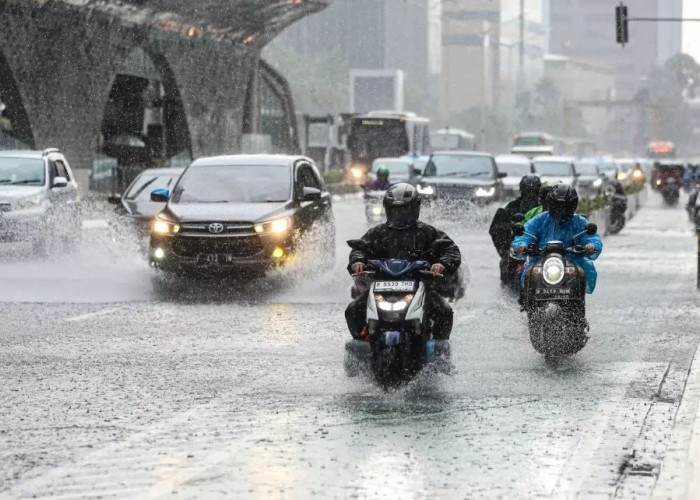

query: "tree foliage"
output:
635 53 700 152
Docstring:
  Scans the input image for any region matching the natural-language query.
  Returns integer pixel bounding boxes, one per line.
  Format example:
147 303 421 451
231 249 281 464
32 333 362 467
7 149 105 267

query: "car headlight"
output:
350 166 365 179
542 257 565 285
475 186 496 197
417 185 434 195
15 193 44 210
593 178 603 188
254 217 291 235
152 218 180 234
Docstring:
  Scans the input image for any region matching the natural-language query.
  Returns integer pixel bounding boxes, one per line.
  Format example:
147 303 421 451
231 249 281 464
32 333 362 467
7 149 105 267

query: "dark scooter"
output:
344 240 453 389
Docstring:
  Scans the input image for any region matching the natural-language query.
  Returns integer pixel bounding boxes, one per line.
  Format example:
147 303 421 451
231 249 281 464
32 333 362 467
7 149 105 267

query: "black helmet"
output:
547 183 578 222
539 183 554 210
519 174 541 196
383 182 421 229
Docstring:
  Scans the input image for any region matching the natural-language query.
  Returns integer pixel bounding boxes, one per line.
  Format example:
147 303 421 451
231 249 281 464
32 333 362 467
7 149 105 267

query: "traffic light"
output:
616 3 629 46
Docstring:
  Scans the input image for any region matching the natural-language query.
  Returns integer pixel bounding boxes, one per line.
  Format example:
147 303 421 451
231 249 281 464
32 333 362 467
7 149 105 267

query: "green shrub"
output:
578 196 609 216
323 169 345 185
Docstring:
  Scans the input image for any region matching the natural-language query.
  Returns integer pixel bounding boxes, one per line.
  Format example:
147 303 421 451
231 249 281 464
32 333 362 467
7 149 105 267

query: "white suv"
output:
0 148 82 254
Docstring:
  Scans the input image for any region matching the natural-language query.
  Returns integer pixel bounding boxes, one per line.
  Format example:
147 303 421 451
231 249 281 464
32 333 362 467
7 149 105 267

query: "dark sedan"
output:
148 155 335 275
418 152 506 204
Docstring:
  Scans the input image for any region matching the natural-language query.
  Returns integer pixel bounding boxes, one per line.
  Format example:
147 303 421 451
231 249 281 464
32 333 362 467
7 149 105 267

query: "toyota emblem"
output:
208 223 224 234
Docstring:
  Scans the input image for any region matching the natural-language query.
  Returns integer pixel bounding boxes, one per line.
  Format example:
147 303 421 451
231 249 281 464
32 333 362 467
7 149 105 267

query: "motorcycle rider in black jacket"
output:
488 175 542 283
345 183 462 340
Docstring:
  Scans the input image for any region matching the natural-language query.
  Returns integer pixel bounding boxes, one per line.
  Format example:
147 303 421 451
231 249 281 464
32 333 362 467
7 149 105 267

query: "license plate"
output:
199 254 236 264
535 287 573 300
374 281 415 292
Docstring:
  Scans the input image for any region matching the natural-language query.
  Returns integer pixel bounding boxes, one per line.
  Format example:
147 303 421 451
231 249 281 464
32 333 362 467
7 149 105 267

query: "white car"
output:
495 154 534 197
0 148 82 254
532 155 578 189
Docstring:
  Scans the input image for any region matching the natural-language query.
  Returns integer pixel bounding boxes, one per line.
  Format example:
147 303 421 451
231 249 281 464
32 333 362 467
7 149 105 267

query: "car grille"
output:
433 185 474 200
180 222 254 235
173 235 264 258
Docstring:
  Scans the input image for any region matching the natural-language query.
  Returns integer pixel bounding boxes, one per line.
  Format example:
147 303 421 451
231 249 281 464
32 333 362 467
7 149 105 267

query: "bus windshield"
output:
514 134 549 146
349 119 409 161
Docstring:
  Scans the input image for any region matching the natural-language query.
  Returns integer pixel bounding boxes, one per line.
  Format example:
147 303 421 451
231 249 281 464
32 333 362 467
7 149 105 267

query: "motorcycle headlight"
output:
417 185 434 195
633 170 644 179
475 186 496 197
254 217 291 235
15 193 44 210
350 166 365 179
152 218 180 234
371 205 384 216
593 178 603 188
375 294 412 311
542 257 565 285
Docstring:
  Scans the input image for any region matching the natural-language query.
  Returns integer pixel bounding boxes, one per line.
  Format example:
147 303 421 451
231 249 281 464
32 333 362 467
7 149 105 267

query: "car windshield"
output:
0 157 45 186
496 161 531 177
575 161 599 175
533 161 572 177
425 155 495 179
372 160 411 177
125 173 179 201
171 165 291 204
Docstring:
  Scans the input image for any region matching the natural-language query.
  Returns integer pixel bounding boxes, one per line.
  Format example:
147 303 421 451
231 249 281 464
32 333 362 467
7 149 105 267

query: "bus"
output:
430 128 476 151
347 111 430 184
511 132 560 157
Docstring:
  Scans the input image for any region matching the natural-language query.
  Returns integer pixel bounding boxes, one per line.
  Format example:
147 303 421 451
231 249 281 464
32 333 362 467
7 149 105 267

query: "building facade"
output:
549 0 683 99
268 0 442 111
439 0 546 120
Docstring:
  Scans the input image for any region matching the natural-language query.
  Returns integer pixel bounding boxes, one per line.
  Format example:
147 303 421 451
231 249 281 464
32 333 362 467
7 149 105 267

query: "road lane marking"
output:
63 308 120 323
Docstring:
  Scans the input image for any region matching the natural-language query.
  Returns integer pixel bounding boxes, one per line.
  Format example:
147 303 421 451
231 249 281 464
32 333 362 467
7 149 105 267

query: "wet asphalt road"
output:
1 192 699 499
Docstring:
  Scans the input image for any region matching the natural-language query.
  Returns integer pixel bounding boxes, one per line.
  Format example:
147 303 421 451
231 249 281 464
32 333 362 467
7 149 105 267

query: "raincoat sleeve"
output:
511 213 545 253
347 227 377 274
489 207 513 258
574 215 603 260
432 229 462 273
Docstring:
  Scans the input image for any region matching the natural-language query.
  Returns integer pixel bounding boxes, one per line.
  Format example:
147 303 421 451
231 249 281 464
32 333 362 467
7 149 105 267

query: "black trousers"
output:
345 290 454 340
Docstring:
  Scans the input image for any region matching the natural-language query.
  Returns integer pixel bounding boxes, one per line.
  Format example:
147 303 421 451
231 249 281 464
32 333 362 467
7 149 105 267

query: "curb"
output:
653 339 700 499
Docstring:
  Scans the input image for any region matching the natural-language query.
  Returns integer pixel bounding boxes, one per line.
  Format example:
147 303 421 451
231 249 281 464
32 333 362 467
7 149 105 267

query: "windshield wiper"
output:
11 179 42 184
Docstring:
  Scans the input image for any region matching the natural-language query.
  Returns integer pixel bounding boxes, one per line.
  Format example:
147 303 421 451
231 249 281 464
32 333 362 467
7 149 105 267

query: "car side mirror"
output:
108 194 122 204
347 239 369 251
497 172 507 178
513 223 525 236
52 176 68 188
585 222 598 235
150 188 170 202
302 186 322 201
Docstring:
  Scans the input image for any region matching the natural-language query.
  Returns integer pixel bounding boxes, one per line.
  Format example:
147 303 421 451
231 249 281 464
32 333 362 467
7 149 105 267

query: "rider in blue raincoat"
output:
513 184 603 293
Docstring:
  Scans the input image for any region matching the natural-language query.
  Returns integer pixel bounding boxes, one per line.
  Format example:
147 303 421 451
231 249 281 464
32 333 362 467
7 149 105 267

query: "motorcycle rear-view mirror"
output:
512 213 524 223
512 223 525 236
347 239 369 251
585 222 598 235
